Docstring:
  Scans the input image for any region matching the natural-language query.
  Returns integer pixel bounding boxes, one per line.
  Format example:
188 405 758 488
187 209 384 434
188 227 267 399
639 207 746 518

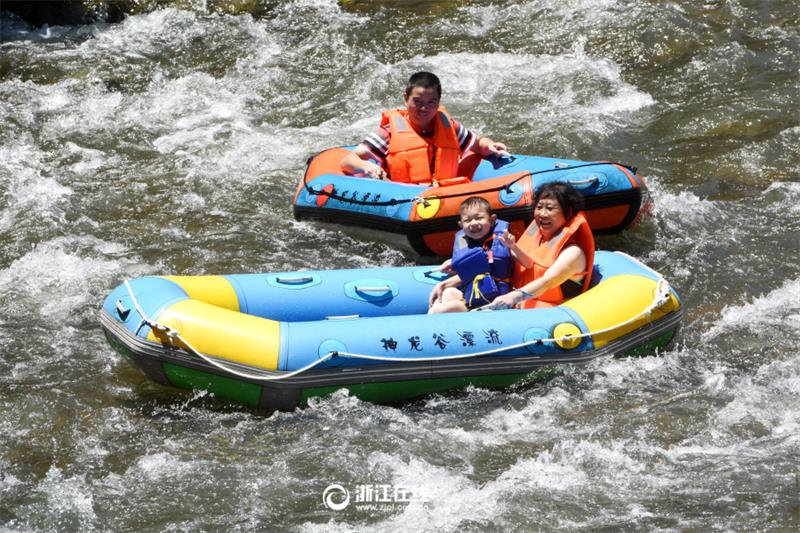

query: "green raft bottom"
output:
296 371 553 407
163 362 551 409
120 328 677 411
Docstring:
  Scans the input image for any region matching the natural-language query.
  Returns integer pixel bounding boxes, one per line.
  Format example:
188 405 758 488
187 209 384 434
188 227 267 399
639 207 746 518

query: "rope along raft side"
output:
302 160 638 207
122 279 672 382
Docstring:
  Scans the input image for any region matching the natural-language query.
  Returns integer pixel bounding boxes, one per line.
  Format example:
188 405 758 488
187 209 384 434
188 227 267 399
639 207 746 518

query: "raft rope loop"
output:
121 270 673 383
123 280 329 381
302 159 638 208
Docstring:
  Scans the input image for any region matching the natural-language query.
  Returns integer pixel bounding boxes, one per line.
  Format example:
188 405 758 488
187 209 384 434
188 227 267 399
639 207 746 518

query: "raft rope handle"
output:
121 274 673 382
412 197 431 208
301 159 638 208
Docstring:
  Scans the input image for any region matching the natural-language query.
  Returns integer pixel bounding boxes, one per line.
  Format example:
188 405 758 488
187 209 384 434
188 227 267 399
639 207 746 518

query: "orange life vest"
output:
381 107 461 185
513 212 595 309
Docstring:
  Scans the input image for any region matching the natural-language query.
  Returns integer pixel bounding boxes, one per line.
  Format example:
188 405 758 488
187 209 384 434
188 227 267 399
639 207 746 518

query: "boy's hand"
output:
439 258 453 274
428 282 445 307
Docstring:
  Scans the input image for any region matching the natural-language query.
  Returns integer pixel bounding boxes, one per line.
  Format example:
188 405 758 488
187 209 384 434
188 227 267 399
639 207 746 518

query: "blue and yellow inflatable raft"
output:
100 251 682 411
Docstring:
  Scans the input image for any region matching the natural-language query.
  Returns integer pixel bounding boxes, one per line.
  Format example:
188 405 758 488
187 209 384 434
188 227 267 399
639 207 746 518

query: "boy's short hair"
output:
405 71 442 98
535 182 584 220
459 196 493 217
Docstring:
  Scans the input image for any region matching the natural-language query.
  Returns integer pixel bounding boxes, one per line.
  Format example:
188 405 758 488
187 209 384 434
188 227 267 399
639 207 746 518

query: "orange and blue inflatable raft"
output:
293 147 651 255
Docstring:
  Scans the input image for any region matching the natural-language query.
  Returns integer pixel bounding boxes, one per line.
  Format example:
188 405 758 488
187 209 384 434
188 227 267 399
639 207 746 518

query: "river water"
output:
1 0 798 530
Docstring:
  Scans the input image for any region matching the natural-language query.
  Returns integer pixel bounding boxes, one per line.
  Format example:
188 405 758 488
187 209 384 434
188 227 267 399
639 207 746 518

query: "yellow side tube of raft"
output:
564 274 680 349
146 276 281 371
163 275 240 311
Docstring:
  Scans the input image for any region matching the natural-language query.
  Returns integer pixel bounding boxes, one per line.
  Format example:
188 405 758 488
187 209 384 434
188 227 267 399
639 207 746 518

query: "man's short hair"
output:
405 71 442 98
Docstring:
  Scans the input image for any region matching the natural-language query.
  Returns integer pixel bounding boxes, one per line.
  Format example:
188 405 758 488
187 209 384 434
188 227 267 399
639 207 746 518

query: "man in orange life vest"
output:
340 71 509 185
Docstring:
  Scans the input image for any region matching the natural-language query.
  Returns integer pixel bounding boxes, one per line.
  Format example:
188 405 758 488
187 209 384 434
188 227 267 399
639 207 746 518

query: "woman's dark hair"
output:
405 71 442 98
534 182 584 220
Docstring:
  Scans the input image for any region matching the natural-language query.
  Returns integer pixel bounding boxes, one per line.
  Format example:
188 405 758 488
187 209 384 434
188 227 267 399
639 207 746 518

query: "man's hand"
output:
363 162 388 180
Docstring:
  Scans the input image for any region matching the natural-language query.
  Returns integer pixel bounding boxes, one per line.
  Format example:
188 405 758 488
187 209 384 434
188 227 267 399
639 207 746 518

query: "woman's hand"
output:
484 290 522 310
501 228 534 268
499 229 516 248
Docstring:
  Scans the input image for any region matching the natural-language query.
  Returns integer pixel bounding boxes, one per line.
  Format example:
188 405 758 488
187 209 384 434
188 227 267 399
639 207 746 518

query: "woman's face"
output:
534 195 567 238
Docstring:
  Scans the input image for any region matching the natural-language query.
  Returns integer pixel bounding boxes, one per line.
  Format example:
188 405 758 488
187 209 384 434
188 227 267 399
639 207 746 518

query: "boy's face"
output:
458 205 496 241
403 86 440 130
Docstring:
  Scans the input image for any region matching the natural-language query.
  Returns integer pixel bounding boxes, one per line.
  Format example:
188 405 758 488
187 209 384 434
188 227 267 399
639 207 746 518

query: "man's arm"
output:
340 144 388 180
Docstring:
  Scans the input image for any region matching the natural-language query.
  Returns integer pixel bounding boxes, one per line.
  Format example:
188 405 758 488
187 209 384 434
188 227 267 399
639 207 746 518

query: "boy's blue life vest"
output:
451 219 513 308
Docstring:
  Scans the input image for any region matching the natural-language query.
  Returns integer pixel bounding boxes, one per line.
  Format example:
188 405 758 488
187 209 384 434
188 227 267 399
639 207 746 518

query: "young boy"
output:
340 71 508 184
428 197 532 313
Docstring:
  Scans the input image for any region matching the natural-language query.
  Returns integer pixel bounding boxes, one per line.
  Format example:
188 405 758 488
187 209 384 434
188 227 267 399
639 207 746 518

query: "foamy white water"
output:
1 0 798 530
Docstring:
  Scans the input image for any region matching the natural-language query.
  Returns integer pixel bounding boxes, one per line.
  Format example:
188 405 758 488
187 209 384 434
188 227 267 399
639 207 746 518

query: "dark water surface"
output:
1 1 798 530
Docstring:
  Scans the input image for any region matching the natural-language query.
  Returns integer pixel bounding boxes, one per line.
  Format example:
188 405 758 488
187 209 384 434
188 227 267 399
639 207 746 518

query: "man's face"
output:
403 86 440 130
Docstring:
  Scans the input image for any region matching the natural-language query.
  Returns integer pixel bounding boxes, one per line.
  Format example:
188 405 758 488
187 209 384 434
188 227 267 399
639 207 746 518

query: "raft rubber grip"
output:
354 286 392 293
276 276 314 285
565 176 599 186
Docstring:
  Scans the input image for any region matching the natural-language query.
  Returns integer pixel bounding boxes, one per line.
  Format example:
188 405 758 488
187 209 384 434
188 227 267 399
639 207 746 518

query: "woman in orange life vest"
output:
340 71 509 184
483 182 595 310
